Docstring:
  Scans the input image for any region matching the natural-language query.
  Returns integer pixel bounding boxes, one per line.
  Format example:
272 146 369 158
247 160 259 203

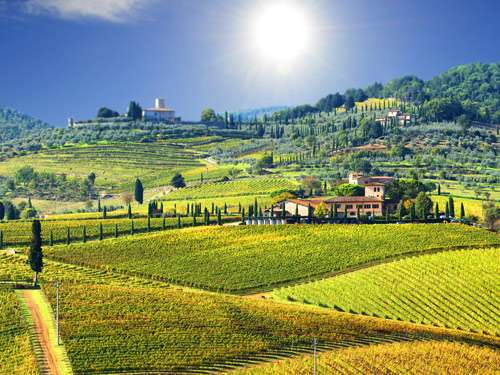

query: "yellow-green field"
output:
234 340 500 374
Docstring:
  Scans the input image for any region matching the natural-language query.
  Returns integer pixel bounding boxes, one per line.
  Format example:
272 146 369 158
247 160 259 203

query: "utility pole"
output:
55 280 60 345
313 337 317 375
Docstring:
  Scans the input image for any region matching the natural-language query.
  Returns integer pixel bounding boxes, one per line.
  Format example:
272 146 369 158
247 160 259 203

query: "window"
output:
357 204 363 208
364 204 371 209
372 204 380 209
350 212 356 216
346 205 353 209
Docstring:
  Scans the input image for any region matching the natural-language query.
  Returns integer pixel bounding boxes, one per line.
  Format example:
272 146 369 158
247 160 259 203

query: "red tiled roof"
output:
326 196 383 203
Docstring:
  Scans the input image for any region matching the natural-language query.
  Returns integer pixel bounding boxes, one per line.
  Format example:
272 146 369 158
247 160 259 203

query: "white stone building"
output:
142 98 176 122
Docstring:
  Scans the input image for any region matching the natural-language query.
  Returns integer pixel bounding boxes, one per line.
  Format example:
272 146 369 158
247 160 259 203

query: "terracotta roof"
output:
326 196 383 203
286 199 327 208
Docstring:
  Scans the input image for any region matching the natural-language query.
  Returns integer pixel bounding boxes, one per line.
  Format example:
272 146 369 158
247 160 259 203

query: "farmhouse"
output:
376 108 411 126
279 172 394 218
142 98 176 122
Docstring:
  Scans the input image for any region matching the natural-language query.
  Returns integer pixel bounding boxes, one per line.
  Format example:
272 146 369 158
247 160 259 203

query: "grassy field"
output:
234 340 500 374
0 287 39 375
431 194 490 219
0 142 214 191
41 282 499 375
44 224 500 293
273 248 500 335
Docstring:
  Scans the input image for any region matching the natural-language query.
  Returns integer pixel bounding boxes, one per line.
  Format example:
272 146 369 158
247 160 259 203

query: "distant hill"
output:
278 62 500 123
234 106 289 122
0 107 52 143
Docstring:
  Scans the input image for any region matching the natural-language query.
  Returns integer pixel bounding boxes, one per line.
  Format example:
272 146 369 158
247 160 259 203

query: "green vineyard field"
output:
0 215 238 247
273 247 500 335
44 224 500 293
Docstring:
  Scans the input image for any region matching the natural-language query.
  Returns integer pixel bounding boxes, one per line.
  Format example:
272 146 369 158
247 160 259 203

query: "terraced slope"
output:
164 177 298 200
0 287 38 375
0 143 205 190
273 248 500 334
233 340 500 374
42 283 499 375
44 224 500 293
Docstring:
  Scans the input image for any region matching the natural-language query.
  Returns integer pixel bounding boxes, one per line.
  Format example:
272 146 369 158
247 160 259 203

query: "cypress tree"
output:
162 216 166 230
187 204 190 216
398 202 404 221
83 226 87 243
410 204 416 221
130 220 134 235
217 209 222 225
460 203 465 219
238 202 241 213
0 231 2 249
66 227 70 245
435 202 439 219
173 203 177 216
29 220 43 287
333 204 338 219
177 215 182 228
98 197 102 212
445 201 450 219
147 216 151 231
99 223 103 240
211 202 215 214
224 202 227 215
103 206 107 219
49 230 54 246
193 215 197 227
28 196 32 209
449 197 455 217
134 178 144 204
0 202 4 221
295 204 299 220
128 203 132 219
115 224 119 238
357 206 361 220
437 184 441 195
241 208 246 224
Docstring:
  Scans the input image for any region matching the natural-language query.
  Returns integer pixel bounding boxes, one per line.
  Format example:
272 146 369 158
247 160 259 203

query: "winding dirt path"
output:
21 290 64 375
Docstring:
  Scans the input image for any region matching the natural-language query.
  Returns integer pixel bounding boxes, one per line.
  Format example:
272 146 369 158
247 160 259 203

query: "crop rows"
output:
42 282 486 375
44 224 500 293
0 216 238 247
0 287 38 374
164 177 298 200
0 253 168 288
273 248 500 335
234 340 500 374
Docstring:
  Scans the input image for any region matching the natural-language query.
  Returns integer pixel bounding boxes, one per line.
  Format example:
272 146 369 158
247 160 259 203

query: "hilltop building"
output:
142 98 176 122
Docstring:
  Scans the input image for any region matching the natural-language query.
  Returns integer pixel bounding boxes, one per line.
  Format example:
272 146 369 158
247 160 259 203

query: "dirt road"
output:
21 290 64 375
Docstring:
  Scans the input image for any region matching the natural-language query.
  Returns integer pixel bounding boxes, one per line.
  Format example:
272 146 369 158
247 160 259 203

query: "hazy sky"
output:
1 0 500 125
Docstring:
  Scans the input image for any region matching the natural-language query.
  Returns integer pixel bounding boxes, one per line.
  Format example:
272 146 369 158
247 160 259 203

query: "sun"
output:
253 3 309 71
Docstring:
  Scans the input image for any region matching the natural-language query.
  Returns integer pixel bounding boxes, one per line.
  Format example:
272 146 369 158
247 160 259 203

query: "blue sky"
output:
1 0 500 125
